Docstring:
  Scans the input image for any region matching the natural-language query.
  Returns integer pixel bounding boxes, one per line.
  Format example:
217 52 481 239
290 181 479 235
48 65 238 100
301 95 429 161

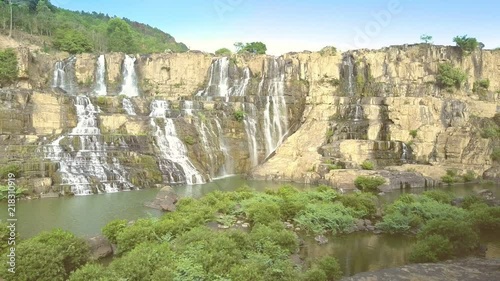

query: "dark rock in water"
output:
86 235 113 260
341 258 500 281
451 197 464 207
377 170 436 191
144 186 178 212
314 235 328 244
476 189 495 200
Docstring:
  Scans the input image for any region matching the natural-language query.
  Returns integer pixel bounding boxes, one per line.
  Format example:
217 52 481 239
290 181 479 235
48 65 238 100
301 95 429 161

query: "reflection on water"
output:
301 233 415 276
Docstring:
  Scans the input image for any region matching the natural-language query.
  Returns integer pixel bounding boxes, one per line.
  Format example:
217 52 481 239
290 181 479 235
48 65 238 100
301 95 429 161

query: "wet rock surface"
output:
341 258 500 281
144 186 178 212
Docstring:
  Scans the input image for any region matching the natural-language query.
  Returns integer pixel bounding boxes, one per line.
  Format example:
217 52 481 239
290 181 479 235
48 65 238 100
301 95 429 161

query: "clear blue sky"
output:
54 0 500 55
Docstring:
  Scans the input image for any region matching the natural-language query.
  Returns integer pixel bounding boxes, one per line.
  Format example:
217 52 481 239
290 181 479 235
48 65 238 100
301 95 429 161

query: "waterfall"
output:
262 58 288 157
46 57 133 195
243 103 259 167
94 55 107 96
214 118 233 176
150 100 204 185
122 98 136 115
343 55 355 96
197 57 251 97
351 98 364 121
182 100 194 116
53 57 77 94
120 55 139 97
44 96 134 195
400 142 412 163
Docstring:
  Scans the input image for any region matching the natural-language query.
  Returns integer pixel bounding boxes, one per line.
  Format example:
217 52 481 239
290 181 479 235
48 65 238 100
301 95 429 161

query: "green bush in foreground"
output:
409 234 453 263
354 176 385 192
360 160 374 170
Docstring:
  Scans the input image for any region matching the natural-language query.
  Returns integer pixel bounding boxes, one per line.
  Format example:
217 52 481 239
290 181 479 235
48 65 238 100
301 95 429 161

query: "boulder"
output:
144 186 178 212
86 235 113 260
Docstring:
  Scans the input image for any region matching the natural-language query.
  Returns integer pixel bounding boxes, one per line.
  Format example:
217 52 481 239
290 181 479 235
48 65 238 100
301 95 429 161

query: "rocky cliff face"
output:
1 40 499 194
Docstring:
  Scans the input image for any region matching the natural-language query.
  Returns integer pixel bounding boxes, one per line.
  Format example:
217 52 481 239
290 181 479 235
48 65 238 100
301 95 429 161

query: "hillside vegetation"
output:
0 0 188 54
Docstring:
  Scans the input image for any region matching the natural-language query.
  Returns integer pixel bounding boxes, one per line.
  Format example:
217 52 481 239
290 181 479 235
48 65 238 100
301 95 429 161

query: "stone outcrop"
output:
1 37 499 193
341 258 500 281
144 186 178 211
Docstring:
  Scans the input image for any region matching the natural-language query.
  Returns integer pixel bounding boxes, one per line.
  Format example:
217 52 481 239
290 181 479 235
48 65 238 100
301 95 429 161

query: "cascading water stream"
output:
94 55 107 96
343 55 355 96
197 57 251 98
120 55 139 115
243 103 259 167
45 58 134 195
150 100 204 185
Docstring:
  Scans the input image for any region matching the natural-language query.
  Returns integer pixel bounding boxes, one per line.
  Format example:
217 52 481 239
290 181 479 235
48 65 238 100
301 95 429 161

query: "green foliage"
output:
473 79 490 93
69 263 115 281
377 195 468 233
482 126 500 138
293 203 356 234
241 194 282 225
325 129 334 139
360 160 374 170
338 192 377 219
0 164 21 179
461 195 484 210
233 110 245 122
215 48 232 56
421 190 453 204
409 129 418 138
441 169 459 185
453 35 479 55
436 63 467 90
467 203 500 232
315 256 343 280
420 34 433 44
2 229 90 280
0 185 27 200
53 29 94 54
327 164 343 171
107 18 137 53
354 176 385 192
183 135 196 145
115 218 158 253
409 234 452 263
319 46 337 56
102 219 127 244
462 170 477 182
492 148 500 162
235 41 267 54
0 48 18 86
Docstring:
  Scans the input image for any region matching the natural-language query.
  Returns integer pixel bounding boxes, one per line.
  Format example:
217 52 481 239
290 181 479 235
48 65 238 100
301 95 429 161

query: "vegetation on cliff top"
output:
0 0 187 54
0 48 17 86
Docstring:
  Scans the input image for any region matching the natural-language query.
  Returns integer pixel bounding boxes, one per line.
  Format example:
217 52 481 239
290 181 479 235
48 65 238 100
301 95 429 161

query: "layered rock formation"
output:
1 38 499 194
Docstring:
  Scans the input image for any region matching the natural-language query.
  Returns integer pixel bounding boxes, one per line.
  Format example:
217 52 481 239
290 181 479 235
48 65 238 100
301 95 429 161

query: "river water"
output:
0 177 498 276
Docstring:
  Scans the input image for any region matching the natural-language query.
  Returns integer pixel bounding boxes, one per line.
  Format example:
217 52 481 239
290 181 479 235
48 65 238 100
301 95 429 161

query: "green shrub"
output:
102 219 128 244
354 176 385 192
53 29 94 54
409 234 453 263
328 164 343 171
241 194 282 225
302 268 327 281
69 263 116 281
462 170 477 182
417 218 479 256
436 63 467 89
421 190 453 204
0 48 18 86
481 126 500 138
441 169 459 185
467 203 500 232
319 46 337 56
473 79 490 93
491 148 500 162
215 48 232 56
233 110 245 122
453 35 479 55
294 203 355 234
0 164 21 179
338 192 377 219
360 160 374 170
461 195 484 210
316 256 343 280
115 219 158 253
249 222 298 254
409 130 418 138
325 129 334 139
183 135 196 145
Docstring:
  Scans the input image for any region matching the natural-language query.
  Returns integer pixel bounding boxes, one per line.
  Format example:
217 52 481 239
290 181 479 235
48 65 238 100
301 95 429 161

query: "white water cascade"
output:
243 103 259 167
45 59 134 195
150 100 204 185
94 55 107 96
261 58 288 157
120 55 139 115
343 55 355 96
197 57 251 98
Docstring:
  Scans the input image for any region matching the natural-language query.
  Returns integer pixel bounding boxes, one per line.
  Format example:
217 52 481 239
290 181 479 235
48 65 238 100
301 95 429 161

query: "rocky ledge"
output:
341 258 500 281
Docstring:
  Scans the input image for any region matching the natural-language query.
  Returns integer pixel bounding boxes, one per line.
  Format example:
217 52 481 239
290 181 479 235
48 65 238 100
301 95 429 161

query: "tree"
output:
106 17 137 53
234 42 268 54
0 48 18 86
53 29 93 54
234 42 244 52
453 35 479 55
215 47 232 56
420 34 433 44
35 0 52 35
436 62 467 90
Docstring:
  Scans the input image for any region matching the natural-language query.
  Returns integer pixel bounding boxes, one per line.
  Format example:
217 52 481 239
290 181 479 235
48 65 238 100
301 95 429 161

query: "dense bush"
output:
453 35 479 54
53 29 94 54
102 219 127 244
467 203 500 232
354 176 385 192
377 195 467 233
235 41 267 54
1 229 90 280
409 234 453 263
294 203 355 234
492 148 500 162
69 263 115 281
0 48 18 86
436 63 467 90
337 192 377 219
0 164 21 179
360 160 374 170
215 48 232 56
233 110 245 122
441 169 459 185
421 190 453 204
473 79 490 93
